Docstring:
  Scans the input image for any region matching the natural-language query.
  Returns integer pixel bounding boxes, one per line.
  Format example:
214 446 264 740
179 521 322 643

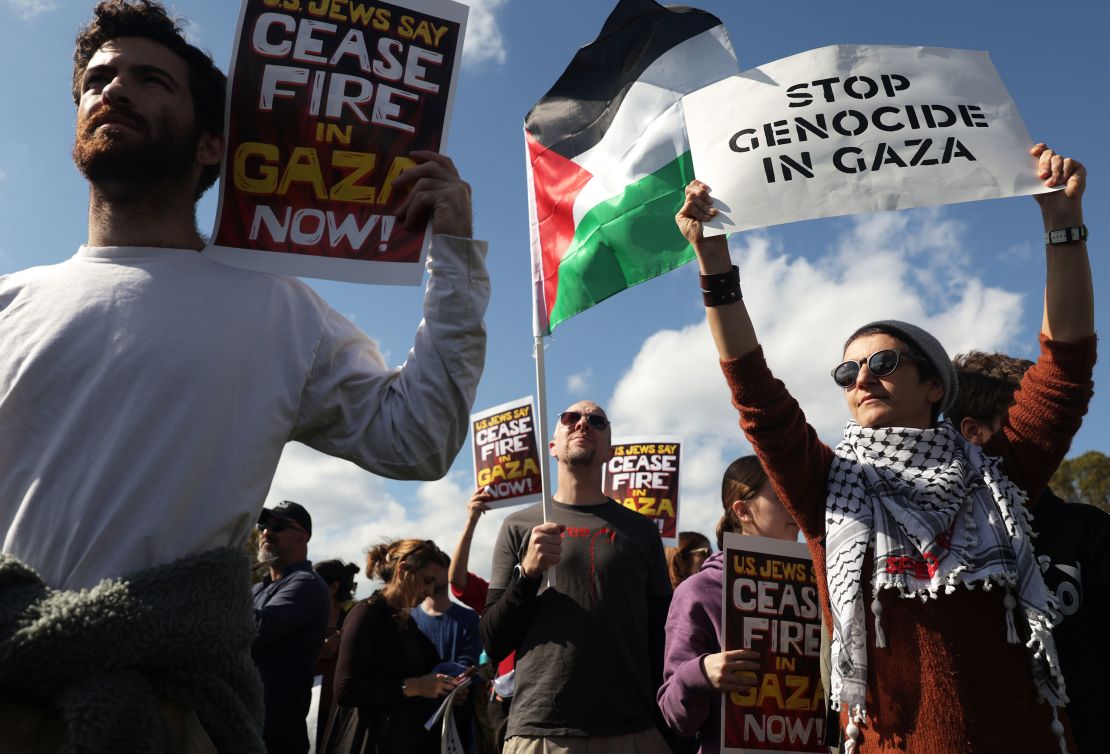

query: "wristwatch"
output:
1044 225 1088 245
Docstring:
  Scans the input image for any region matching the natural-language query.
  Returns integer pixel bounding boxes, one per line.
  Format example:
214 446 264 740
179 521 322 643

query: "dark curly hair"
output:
72 0 225 198
947 351 1033 430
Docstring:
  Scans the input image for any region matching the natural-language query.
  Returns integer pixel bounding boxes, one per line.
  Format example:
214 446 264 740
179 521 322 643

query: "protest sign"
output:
471 397 543 510
208 0 468 284
602 436 681 546
684 45 1050 235
721 532 824 754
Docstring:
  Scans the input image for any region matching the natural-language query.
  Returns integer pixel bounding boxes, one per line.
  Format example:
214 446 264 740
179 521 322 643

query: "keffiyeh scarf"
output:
825 420 1067 751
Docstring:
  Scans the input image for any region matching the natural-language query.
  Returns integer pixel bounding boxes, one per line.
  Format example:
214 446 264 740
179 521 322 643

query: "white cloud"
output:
566 368 592 393
459 0 508 68
999 241 1037 264
179 17 204 48
607 208 1026 548
265 443 514 596
6 0 55 21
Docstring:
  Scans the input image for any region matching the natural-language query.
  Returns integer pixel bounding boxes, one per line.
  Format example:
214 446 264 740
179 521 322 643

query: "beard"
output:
257 540 274 563
73 105 199 199
564 443 596 467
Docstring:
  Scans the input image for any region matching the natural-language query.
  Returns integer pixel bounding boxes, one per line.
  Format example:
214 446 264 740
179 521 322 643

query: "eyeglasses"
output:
831 349 921 388
256 518 307 534
558 411 610 431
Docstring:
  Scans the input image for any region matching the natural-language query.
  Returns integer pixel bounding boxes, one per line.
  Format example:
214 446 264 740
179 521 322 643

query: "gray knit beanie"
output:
847 319 958 418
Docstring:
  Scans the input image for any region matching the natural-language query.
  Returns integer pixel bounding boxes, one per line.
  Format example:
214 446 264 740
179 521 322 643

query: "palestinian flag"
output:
526 0 739 336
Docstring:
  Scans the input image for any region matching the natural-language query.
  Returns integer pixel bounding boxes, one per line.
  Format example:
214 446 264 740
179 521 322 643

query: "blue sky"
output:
1 0 1105 586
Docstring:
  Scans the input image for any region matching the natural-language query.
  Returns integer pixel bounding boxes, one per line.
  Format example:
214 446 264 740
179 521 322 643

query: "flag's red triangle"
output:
526 130 593 324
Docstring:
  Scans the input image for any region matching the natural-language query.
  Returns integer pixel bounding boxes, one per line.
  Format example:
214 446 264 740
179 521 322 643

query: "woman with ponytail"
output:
657 456 799 754
325 539 459 754
666 532 713 590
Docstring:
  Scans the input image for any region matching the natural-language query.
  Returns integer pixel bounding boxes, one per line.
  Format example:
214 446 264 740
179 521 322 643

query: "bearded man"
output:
0 1 488 751
481 401 674 754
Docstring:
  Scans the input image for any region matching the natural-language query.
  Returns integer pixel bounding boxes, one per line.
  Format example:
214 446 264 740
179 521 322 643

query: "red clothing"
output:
722 334 1095 753
452 573 515 679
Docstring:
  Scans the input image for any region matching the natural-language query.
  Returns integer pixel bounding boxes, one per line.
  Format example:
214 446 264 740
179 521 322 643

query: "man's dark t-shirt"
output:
252 560 330 754
1030 489 1110 754
480 499 672 738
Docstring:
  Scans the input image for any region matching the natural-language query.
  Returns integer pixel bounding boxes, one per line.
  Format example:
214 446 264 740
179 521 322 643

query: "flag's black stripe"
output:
525 0 721 161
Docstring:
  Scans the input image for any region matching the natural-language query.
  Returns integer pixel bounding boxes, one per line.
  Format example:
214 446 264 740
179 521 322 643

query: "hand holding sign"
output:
702 648 761 693
394 150 473 237
675 180 716 246
466 487 493 527
1032 143 1086 225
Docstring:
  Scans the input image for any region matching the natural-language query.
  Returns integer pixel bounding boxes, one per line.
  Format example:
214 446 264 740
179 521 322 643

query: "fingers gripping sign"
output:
1031 143 1086 224
521 522 565 579
702 648 761 693
675 179 719 247
393 150 473 238
466 487 493 527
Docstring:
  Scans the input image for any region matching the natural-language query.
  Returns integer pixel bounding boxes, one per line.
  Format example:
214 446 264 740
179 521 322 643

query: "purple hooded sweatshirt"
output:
657 551 725 754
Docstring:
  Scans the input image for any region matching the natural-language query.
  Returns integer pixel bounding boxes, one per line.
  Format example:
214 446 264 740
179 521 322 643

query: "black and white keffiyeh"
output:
825 420 1068 751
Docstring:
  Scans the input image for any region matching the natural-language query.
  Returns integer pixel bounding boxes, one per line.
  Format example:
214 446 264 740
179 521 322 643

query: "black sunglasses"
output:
257 517 306 534
831 349 921 388
558 411 610 431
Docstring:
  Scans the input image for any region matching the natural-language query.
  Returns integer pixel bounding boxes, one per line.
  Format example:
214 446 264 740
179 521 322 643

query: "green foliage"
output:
1050 450 1110 514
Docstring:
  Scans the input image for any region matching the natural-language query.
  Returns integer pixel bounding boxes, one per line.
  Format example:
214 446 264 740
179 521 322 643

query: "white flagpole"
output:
533 334 556 589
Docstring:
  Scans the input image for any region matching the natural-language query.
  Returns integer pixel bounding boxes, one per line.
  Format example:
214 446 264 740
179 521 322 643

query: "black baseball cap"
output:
258 500 312 535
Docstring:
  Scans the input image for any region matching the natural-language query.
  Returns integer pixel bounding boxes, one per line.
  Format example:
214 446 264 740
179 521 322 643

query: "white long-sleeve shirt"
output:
0 236 488 589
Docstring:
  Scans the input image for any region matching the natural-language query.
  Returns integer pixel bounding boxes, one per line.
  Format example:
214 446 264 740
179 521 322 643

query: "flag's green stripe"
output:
548 151 696 332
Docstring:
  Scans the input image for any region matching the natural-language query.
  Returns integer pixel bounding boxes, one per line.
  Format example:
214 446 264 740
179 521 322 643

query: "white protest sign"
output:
683 45 1050 235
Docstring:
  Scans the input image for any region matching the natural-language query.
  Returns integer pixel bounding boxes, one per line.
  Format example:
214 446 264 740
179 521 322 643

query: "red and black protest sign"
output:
210 0 468 284
602 436 681 546
471 397 543 510
721 533 825 754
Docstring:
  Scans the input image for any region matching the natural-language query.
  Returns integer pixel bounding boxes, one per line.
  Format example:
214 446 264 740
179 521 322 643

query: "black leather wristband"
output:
700 265 742 307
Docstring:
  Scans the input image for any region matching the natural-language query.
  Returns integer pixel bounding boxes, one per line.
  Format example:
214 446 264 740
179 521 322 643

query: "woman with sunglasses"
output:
326 539 462 754
658 457 800 753
672 143 1094 753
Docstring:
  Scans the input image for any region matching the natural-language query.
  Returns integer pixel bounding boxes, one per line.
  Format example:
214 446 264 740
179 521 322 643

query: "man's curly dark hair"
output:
72 0 225 198
947 350 1034 430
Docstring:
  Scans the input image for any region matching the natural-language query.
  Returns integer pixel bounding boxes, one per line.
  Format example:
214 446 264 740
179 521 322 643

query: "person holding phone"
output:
327 539 461 754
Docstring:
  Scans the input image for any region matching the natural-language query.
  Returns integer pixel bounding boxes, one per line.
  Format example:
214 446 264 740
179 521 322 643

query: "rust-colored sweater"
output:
721 334 1095 753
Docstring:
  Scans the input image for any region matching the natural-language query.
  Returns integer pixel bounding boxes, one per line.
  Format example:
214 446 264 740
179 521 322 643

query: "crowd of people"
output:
0 1 1103 753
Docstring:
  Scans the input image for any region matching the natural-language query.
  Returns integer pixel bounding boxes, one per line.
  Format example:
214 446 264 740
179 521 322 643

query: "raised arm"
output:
676 180 759 360
676 182 834 537
294 152 489 481
988 145 1096 495
449 488 492 592
1033 143 1093 343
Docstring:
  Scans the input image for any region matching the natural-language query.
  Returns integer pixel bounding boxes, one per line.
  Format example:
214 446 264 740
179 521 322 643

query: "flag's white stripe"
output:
571 26 738 225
